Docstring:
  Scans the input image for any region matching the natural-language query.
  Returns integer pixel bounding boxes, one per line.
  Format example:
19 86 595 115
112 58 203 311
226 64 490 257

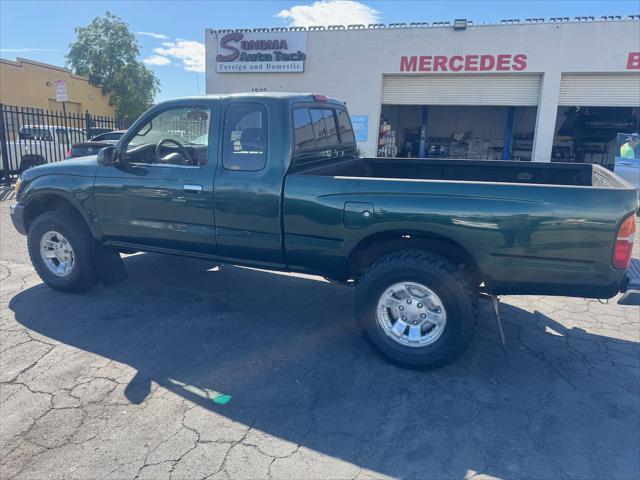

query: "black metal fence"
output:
0 104 127 182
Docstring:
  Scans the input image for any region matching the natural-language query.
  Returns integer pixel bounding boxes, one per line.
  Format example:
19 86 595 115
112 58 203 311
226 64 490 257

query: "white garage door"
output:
381 74 542 106
558 73 640 107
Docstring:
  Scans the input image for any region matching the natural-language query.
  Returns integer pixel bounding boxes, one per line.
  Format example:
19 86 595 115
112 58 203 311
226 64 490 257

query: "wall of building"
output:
206 19 640 160
0 57 116 117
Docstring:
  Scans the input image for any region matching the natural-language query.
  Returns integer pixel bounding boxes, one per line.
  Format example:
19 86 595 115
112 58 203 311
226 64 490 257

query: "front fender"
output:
19 174 102 240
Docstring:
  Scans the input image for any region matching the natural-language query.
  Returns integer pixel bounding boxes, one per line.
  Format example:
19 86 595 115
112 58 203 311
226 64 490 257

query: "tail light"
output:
612 215 636 270
65 148 73 158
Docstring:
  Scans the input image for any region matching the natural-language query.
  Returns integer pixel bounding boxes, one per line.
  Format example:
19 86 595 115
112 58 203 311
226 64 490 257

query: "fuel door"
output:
344 202 374 229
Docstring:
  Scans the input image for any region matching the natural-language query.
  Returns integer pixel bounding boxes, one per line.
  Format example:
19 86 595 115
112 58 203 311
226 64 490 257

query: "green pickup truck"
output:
10 93 639 368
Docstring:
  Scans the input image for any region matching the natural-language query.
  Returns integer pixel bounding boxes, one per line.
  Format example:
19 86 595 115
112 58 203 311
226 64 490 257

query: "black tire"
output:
27 210 98 293
355 249 477 369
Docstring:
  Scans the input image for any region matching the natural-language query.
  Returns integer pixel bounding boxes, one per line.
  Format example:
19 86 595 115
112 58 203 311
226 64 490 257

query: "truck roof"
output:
165 92 345 105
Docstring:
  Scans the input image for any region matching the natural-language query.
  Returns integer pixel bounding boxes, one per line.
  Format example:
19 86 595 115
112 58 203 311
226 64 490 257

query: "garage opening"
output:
552 107 640 168
379 105 538 160
379 74 541 160
553 73 640 167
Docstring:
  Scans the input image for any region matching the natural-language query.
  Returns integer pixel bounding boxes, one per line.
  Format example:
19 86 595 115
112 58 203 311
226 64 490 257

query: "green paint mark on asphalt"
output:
212 394 232 405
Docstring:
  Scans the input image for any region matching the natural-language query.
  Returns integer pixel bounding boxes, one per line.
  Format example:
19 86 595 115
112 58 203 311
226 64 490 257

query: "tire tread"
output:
355 249 478 369
27 210 97 293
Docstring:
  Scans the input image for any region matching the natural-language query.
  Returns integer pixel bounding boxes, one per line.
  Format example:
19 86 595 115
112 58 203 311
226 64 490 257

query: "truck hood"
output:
21 156 100 182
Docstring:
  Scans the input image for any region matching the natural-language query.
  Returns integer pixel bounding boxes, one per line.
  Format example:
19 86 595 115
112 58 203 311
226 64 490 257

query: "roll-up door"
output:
558 73 640 107
381 74 542 106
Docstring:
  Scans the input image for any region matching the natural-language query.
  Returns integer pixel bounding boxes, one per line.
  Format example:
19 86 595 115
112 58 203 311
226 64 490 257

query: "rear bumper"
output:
10 203 27 235
619 259 640 305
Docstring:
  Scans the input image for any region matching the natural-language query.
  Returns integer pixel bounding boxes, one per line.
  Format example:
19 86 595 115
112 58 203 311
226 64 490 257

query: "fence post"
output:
0 104 11 184
84 110 91 138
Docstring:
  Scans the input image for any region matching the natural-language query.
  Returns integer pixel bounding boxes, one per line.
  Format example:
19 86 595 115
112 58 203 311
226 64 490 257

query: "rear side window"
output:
293 107 354 151
222 103 268 171
293 109 315 149
336 109 355 144
309 109 329 147
323 109 338 145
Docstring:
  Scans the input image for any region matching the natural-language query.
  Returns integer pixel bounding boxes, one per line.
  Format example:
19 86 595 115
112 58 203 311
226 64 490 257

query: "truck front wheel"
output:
27 211 98 293
355 250 477 369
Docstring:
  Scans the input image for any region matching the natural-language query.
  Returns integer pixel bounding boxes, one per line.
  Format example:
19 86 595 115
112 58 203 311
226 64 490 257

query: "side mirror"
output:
97 146 118 166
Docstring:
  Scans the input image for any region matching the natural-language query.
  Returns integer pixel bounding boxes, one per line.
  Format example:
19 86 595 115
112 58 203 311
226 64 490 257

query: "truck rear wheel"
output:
27 211 98 293
355 250 477 369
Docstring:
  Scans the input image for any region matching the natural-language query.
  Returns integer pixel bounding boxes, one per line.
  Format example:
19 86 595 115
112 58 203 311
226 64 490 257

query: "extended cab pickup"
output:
10 93 639 368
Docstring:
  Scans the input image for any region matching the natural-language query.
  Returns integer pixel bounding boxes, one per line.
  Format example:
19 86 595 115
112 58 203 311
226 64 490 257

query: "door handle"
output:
183 184 202 193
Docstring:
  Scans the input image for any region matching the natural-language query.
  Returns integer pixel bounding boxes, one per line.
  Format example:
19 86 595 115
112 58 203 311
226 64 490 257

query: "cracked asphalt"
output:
1 193 639 480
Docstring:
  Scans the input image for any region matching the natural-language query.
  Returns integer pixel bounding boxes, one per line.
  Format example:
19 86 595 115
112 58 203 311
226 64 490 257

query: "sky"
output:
1 0 639 101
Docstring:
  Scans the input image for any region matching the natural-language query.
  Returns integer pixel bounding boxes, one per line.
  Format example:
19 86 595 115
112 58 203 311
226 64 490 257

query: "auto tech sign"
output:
216 31 307 73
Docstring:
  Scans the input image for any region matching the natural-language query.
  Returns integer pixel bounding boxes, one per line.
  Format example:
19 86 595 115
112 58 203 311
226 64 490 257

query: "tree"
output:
67 12 159 121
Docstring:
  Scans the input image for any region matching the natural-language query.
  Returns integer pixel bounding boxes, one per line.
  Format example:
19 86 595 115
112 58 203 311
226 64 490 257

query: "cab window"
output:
336 109 355 144
222 103 268 171
293 109 315 150
124 107 210 166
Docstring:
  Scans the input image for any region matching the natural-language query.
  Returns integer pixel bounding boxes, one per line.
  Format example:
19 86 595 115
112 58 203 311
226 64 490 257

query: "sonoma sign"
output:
215 31 307 73
400 53 528 72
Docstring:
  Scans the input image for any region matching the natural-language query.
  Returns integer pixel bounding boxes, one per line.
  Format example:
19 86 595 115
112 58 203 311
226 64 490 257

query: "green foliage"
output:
66 12 159 121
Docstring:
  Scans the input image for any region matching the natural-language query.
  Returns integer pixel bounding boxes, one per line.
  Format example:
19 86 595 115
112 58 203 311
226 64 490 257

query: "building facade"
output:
0 57 115 116
205 17 640 165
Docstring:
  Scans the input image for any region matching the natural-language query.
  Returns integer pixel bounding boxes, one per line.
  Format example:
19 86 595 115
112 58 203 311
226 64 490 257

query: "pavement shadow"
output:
9 253 640 479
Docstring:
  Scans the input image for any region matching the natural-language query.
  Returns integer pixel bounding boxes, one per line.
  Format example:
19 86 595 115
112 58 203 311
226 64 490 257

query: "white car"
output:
1 125 87 172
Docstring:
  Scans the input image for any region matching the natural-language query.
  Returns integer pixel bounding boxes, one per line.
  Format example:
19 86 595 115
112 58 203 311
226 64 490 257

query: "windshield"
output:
128 108 209 150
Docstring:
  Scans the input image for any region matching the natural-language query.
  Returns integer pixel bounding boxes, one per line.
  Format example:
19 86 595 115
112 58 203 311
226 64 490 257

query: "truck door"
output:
93 103 219 254
213 100 286 267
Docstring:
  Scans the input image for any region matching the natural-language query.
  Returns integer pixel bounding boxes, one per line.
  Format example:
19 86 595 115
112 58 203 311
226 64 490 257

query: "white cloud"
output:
143 55 171 66
137 31 170 40
153 39 205 73
275 0 380 27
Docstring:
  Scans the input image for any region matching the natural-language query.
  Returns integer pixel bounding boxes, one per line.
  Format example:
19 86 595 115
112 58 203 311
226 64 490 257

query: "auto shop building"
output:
205 17 640 164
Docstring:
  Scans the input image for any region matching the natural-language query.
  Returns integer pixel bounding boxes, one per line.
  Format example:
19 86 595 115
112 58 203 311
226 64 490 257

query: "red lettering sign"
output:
400 56 417 72
512 54 527 71
449 55 464 72
479 55 495 71
628 52 640 70
399 53 528 72
464 55 479 71
419 56 432 71
496 54 511 71
433 55 448 72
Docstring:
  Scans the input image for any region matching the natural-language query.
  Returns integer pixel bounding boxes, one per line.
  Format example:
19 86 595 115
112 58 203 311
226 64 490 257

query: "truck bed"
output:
292 157 628 189
284 157 637 297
